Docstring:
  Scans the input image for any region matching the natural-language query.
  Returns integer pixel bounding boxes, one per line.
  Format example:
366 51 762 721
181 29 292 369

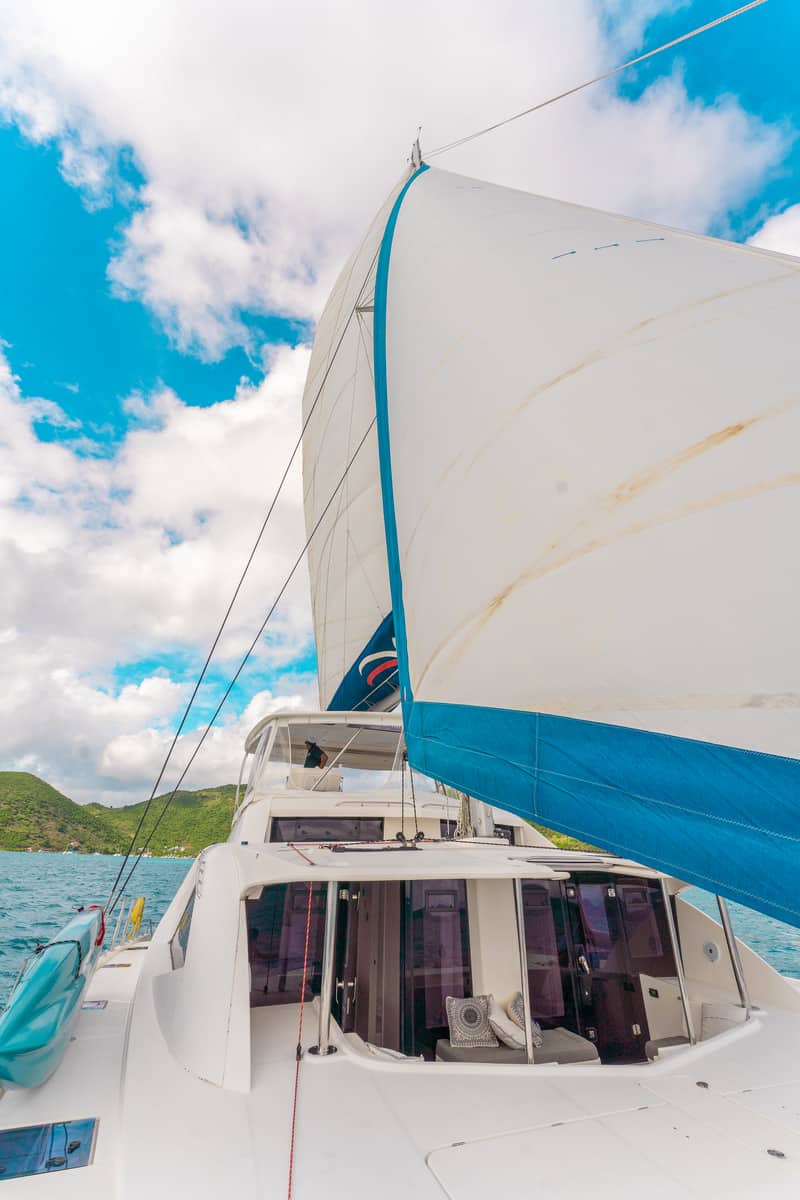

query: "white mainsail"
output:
305 163 800 923
385 168 800 750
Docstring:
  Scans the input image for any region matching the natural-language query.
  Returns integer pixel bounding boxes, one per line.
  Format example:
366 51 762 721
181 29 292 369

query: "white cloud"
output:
0 343 318 802
0 0 790 357
97 685 312 797
749 204 800 257
23 396 81 429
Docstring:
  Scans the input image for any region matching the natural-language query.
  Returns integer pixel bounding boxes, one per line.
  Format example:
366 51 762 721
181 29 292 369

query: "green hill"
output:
85 785 236 856
0 772 592 857
0 772 236 856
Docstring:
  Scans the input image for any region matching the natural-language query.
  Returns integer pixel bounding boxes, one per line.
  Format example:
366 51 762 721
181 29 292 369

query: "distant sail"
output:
302 181 402 711
366 165 800 926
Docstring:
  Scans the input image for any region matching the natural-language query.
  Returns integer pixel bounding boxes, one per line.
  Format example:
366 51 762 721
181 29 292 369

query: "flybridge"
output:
231 707 548 852
242 709 403 769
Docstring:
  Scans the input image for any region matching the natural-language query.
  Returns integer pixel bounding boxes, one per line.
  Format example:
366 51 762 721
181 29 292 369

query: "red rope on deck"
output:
288 842 315 866
287 880 314 1200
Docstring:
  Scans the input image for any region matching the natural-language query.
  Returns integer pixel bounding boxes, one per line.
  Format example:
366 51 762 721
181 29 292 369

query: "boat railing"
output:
109 896 150 948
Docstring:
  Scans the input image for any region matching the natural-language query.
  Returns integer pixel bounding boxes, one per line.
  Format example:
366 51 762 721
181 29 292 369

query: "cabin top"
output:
208 838 665 892
243 709 403 768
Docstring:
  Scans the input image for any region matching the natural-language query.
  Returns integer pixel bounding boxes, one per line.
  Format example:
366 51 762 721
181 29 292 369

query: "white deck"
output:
3 961 800 1199
2 779 799 1196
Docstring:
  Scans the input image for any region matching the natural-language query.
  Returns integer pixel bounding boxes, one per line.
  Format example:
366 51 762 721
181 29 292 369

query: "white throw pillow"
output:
506 991 544 1047
488 995 526 1050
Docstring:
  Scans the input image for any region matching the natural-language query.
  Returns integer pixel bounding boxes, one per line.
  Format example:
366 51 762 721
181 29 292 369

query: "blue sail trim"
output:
327 612 399 711
373 163 429 709
405 699 800 928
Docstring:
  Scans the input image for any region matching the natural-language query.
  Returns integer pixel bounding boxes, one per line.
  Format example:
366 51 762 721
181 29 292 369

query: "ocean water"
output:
1 853 799 1004
0 851 192 1002
682 886 800 977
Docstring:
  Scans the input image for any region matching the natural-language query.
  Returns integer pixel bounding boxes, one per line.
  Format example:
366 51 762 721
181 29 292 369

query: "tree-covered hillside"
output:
0 772 236 855
85 786 236 856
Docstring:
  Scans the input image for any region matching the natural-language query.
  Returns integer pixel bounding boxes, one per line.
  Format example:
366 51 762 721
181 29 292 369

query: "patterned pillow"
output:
488 995 526 1049
506 991 544 1048
446 994 499 1049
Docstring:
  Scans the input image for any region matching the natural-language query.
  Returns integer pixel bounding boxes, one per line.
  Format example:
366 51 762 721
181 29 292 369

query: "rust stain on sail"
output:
491 470 800 620
415 469 800 692
611 419 753 506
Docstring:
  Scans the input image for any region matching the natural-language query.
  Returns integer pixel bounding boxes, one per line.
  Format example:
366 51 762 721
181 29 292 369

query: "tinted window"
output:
246 883 326 1006
0 1119 97 1180
617 879 676 976
404 879 472 1058
522 882 566 1021
170 891 195 969
577 883 622 972
270 816 384 843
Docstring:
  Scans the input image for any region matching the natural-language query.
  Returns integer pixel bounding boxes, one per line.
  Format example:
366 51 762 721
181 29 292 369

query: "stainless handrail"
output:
315 882 339 1055
661 879 696 1044
513 879 535 1064
717 895 751 1017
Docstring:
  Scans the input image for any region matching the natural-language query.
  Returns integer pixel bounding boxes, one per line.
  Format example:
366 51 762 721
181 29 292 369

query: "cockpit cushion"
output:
436 1026 599 1065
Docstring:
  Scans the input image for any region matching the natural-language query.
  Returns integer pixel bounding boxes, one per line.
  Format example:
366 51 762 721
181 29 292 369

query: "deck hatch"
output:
0 1118 97 1181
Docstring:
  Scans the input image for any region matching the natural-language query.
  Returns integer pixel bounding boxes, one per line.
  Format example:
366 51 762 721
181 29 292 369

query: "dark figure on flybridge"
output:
304 740 328 769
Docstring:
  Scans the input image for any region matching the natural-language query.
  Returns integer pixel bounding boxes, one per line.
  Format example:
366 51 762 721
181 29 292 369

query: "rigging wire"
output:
105 246 383 912
426 0 768 158
108 415 379 913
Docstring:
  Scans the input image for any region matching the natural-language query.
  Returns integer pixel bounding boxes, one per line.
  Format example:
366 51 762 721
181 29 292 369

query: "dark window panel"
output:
270 816 384 843
405 879 472 1059
246 882 327 1007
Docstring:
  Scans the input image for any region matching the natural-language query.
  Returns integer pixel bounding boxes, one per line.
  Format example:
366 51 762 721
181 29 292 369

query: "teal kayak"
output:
0 907 104 1090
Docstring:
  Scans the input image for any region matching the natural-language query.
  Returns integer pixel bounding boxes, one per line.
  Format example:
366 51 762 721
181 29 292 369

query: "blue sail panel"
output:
406 700 800 928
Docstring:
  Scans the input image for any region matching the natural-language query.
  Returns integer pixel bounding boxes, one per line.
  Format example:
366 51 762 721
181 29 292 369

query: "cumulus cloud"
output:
0 0 789 357
749 204 800 257
96 685 313 800
0 343 317 802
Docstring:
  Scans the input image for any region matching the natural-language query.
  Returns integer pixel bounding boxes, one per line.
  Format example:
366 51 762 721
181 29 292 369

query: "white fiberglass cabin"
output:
231 709 548 848
3 708 800 1196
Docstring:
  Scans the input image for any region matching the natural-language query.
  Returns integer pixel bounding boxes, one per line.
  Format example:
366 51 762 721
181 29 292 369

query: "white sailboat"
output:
2 155 800 1196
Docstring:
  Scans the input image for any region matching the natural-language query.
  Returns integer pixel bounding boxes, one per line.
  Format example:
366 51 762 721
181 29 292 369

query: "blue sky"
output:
0 0 797 802
619 0 798 239
0 124 304 444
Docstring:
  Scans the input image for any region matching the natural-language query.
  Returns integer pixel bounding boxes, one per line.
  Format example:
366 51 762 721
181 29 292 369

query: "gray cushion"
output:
437 1039 527 1064
535 1027 599 1065
645 1035 689 1060
436 1026 599 1065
